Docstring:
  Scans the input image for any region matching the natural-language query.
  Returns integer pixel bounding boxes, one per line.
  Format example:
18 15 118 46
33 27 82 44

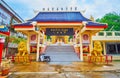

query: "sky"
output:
4 0 120 21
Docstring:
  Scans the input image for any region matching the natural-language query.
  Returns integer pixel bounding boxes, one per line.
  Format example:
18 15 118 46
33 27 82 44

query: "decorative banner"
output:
31 35 36 41
46 28 74 36
30 34 37 44
30 46 37 53
82 34 90 44
83 46 89 53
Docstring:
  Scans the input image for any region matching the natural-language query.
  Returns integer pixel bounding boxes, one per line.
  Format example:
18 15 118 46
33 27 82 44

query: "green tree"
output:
12 37 26 44
96 12 120 31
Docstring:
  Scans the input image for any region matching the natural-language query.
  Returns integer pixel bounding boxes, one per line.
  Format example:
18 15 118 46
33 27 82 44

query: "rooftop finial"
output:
57 8 59 11
90 15 94 21
42 8 45 11
61 8 63 11
52 8 54 11
66 7 68 11
70 7 72 11
47 8 49 11
75 7 77 11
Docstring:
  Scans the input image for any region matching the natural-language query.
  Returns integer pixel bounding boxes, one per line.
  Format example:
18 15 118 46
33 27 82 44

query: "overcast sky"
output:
4 0 120 20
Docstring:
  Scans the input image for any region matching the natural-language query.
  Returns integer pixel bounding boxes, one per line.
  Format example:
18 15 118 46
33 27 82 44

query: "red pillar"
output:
0 38 5 64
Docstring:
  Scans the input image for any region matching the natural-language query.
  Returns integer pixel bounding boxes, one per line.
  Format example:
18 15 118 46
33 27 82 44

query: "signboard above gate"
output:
46 28 74 36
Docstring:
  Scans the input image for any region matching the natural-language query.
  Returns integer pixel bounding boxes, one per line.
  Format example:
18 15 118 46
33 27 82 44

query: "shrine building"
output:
12 11 108 61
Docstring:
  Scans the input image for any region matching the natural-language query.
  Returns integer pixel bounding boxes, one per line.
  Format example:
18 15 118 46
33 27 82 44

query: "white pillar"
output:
89 34 93 55
103 42 106 55
80 33 83 61
36 33 40 61
27 34 30 54
43 31 45 44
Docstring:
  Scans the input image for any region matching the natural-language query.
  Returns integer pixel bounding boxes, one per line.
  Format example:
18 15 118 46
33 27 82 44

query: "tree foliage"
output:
9 36 26 44
96 12 120 31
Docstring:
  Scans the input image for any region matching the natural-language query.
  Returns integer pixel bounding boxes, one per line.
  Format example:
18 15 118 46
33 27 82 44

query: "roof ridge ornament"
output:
40 7 78 12
31 21 37 26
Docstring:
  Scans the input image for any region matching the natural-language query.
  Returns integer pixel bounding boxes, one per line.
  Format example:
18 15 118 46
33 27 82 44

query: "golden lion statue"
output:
89 41 106 63
15 42 30 63
17 42 28 56
91 41 103 56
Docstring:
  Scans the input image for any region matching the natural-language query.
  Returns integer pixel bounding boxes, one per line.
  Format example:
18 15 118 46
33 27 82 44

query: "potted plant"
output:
1 60 10 76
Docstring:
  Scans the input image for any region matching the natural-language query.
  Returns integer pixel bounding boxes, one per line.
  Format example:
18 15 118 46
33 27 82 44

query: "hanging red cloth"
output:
0 38 5 64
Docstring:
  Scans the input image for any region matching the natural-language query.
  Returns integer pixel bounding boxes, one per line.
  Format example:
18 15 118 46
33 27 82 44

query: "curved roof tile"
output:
86 21 107 28
28 12 90 22
13 22 33 26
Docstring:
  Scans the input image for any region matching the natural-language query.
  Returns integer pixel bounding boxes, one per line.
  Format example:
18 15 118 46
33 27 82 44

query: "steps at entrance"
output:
45 45 80 64
45 46 75 52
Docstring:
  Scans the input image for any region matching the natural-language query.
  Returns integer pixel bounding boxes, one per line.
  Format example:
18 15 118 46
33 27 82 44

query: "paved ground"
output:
9 61 120 72
1 61 120 78
7 72 120 78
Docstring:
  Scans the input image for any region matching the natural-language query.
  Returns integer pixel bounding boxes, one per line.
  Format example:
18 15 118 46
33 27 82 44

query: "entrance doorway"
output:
56 36 64 44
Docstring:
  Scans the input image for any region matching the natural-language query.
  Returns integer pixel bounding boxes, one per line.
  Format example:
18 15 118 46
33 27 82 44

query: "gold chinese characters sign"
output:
46 28 74 36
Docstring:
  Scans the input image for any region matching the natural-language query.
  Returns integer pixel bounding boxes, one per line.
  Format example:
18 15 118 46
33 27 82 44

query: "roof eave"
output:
86 25 108 28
